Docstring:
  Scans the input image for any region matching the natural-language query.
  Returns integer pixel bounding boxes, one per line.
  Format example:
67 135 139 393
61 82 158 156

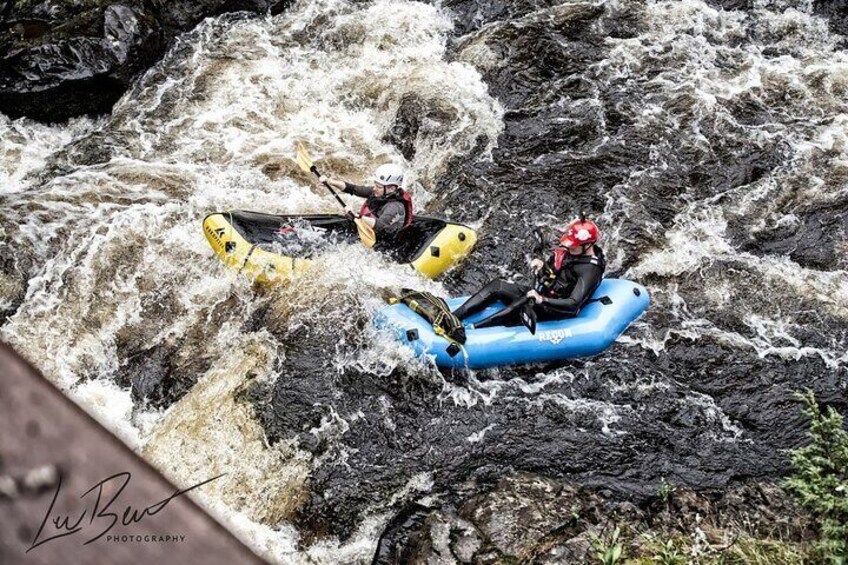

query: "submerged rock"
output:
383 93 460 162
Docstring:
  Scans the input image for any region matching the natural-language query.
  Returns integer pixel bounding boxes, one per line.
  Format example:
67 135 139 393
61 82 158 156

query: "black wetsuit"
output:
343 183 411 243
452 247 606 328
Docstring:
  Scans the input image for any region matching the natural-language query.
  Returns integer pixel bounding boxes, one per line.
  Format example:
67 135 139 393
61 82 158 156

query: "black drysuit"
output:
452 247 606 328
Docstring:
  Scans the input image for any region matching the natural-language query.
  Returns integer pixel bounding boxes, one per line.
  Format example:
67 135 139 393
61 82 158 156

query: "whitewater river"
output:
1 0 846 562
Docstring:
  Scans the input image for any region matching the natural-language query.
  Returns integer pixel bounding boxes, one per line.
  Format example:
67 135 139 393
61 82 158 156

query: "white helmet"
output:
373 163 404 187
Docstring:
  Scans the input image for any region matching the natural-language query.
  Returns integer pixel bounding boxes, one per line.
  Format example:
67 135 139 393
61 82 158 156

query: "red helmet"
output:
559 217 600 249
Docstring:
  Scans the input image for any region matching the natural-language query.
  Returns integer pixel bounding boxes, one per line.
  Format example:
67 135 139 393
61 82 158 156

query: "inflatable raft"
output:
375 279 650 369
203 211 477 283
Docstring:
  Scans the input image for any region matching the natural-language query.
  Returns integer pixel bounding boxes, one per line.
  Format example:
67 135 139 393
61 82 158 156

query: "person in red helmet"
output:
451 215 606 330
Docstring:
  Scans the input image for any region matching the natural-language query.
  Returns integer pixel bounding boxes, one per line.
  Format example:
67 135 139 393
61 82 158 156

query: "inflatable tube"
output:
203 211 477 283
375 279 650 369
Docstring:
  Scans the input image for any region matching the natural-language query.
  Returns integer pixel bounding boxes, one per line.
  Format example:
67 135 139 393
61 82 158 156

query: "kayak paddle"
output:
296 142 376 248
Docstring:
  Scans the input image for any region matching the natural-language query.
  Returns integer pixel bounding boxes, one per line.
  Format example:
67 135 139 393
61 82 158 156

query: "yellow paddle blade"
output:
297 140 374 247
295 152 312 175
295 142 314 174
354 218 377 248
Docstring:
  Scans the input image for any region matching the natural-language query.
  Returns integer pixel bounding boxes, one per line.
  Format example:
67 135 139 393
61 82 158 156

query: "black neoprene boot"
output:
451 289 494 320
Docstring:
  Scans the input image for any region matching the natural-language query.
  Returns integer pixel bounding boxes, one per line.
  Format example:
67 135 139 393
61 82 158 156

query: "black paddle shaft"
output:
309 165 348 209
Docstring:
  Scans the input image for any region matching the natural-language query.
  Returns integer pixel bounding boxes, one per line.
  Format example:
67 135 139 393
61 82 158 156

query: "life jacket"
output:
537 247 605 298
360 188 414 229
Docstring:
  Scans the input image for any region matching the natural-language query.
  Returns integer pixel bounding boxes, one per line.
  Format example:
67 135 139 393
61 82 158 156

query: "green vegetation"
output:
718 536 809 564
628 533 811 564
784 390 848 564
657 477 675 504
647 536 686 564
592 526 624 565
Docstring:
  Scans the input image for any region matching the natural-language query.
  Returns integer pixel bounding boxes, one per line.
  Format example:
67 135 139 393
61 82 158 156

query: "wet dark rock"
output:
0 0 293 122
705 0 755 10
425 3 654 288
736 199 848 270
120 342 178 404
452 3 606 111
148 0 290 35
40 130 124 176
443 0 580 37
0 2 164 122
0 239 37 326
115 338 220 409
708 1 848 49
371 502 435 565
260 339 338 439
458 475 587 557
265 318 846 543
374 505 485 565
113 293 245 408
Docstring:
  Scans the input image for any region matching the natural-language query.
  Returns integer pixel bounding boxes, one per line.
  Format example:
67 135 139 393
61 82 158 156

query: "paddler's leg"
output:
472 296 533 329
452 279 526 321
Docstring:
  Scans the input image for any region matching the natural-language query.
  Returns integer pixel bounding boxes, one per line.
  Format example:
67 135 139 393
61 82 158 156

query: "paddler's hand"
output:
527 290 544 303
344 205 360 219
530 258 544 274
319 176 344 191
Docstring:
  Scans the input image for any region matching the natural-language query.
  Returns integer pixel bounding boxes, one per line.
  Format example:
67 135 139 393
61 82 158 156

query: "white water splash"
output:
0 114 99 194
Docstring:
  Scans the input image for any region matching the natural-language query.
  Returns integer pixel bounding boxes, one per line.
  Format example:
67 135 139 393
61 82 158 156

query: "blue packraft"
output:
375 279 650 369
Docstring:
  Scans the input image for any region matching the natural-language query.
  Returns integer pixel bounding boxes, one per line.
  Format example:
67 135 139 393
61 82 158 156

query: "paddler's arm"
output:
316 176 373 198
342 182 373 198
340 181 376 224
317 176 346 192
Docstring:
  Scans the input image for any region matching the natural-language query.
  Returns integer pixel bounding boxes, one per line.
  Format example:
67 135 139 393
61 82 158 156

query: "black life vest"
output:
360 189 414 229
536 247 605 298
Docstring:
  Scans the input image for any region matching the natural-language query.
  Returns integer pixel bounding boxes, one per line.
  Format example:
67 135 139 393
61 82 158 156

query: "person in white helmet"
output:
318 163 414 244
